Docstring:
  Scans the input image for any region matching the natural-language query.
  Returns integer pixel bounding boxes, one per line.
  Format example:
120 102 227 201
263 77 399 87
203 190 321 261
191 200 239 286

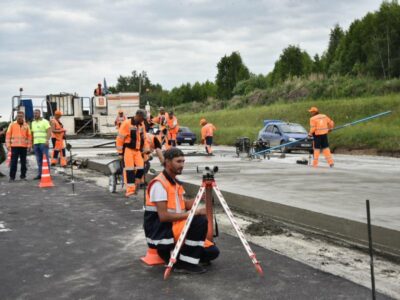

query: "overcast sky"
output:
0 0 383 121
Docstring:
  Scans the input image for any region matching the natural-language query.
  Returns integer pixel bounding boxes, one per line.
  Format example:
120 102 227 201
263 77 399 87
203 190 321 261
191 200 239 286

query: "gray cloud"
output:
0 0 382 120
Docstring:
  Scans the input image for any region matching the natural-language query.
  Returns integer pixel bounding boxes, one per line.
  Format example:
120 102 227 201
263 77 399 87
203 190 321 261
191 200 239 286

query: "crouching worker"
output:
144 148 219 274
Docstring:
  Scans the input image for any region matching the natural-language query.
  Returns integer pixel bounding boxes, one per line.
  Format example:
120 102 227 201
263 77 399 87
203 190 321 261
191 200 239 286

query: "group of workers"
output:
0 110 68 182
115 106 217 198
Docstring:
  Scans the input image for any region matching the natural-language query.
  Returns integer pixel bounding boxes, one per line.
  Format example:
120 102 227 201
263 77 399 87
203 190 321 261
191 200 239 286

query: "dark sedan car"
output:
177 126 197 145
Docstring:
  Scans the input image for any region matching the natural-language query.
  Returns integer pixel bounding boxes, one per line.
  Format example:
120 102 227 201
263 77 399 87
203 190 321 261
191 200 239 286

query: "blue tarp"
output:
20 99 34 121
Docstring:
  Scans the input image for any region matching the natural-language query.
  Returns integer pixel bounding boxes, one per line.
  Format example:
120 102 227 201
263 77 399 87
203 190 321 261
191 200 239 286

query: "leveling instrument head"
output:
196 165 218 177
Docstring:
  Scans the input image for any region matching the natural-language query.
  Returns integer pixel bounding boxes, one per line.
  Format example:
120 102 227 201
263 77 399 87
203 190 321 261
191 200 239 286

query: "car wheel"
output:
189 142 194 146
177 142 182 145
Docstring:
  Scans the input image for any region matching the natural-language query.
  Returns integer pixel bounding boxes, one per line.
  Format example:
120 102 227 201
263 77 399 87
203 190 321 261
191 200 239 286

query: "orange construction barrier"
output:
141 248 165 265
6 151 11 167
39 154 54 188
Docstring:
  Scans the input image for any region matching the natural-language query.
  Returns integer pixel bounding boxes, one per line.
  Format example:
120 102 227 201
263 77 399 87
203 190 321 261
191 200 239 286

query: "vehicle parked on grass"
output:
257 120 313 153
177 126 197 145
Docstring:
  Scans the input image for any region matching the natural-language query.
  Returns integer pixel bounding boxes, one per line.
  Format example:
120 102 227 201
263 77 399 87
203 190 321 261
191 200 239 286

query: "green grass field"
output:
178 94 400 152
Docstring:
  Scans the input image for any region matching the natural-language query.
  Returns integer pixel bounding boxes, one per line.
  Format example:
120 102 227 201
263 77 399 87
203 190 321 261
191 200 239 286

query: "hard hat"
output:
54 110 63 116
308 107 319 113
200 118 207 125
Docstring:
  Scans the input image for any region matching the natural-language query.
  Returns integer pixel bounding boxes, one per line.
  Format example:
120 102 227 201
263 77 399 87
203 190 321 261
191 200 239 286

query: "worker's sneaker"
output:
33 175 41 180
8 178 15 183
173 261 207 274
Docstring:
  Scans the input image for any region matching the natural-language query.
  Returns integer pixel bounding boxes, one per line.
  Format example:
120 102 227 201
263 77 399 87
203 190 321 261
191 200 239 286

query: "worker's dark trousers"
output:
9 147 27 180
0 143 6 165
201 245 220 263
158 215 208 265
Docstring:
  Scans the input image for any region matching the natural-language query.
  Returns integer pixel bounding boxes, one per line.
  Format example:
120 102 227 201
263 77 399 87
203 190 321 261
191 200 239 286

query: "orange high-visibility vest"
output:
6 122 32 148
309 114 334 136
145 172 186 241
115 115 126 128
152 113 169 131
201 123 216 139
116 118 148 154
51 119 64 140
167 116 179 134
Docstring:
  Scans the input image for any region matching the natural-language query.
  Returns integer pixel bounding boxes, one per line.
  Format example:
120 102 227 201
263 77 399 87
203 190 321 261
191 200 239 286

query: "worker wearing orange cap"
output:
200 118 216 155
308 107 334 168
50 110 67 167
166 111 179 149
115 110 126 129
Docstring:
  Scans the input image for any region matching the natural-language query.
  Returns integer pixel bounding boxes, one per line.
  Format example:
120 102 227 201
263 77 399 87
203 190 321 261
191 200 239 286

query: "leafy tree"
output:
216 52 250 99
322 24 344 73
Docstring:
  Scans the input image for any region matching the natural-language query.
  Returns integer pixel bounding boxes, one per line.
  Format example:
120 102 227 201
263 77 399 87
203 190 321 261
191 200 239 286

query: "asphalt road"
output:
0 167 392 300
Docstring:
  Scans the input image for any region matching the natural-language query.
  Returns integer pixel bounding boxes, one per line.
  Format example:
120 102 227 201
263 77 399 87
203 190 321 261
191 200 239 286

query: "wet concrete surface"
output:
0 166 392 299
61 139 400 256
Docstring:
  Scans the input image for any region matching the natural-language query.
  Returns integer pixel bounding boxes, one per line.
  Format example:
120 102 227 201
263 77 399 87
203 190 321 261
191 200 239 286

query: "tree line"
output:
109 0 400 107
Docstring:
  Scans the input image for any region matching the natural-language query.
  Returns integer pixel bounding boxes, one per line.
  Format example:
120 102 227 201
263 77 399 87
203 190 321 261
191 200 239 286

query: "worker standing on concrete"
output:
152 107 169 148
144 148 210 274
116 109 149 197
31 109 51 180
115 110 126 129
308 107 334 168
6 111 32 182
50 110 67 167
200 118 216 155
166 111 179 149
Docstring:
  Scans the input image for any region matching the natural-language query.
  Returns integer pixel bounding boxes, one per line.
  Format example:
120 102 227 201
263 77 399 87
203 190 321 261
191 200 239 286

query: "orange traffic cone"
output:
141 248 165 265
6 151 11 168
39 154 54 188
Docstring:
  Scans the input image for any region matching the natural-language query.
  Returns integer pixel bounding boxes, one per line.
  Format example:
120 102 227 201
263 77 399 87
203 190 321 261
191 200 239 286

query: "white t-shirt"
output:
149 181 184 213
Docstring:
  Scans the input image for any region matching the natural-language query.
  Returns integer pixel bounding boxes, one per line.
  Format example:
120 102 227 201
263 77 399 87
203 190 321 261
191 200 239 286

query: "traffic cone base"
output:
141 248 165 265
39 154 54 188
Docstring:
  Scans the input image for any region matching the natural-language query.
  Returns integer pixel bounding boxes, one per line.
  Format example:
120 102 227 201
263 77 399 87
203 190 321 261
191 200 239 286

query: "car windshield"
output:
179 127 191 133
280 124 307 134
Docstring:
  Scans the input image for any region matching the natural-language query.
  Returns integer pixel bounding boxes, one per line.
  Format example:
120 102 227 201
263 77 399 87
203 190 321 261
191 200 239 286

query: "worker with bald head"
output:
308 107 334 168
200 118 216 155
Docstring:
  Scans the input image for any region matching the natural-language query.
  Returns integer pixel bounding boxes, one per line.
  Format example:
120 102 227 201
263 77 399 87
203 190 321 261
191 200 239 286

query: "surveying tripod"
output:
164 166 264 279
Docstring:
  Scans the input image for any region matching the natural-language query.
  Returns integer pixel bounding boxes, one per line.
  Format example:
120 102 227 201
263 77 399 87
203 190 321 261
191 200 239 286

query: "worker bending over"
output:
166 111 179 149
116 109 149 197
200 118 216 155
50 110 67 167
152 107 169 148
144 148 219 274
308 107 334 167
115 110 126 129
143 128 164 166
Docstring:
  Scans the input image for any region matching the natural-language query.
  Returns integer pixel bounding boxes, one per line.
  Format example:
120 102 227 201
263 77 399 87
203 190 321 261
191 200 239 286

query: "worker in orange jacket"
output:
152 107 169 148
166 111 179 149
94 83 104 96
6 111 32 181
200 118 216 155
308 107 334 167
116 109 149 197
143 128 164 165
50 110 67 167
115 110 126 129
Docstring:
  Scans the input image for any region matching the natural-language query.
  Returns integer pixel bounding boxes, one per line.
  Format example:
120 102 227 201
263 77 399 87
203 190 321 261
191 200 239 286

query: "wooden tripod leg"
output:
212 185 264 276
164 186 206 279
